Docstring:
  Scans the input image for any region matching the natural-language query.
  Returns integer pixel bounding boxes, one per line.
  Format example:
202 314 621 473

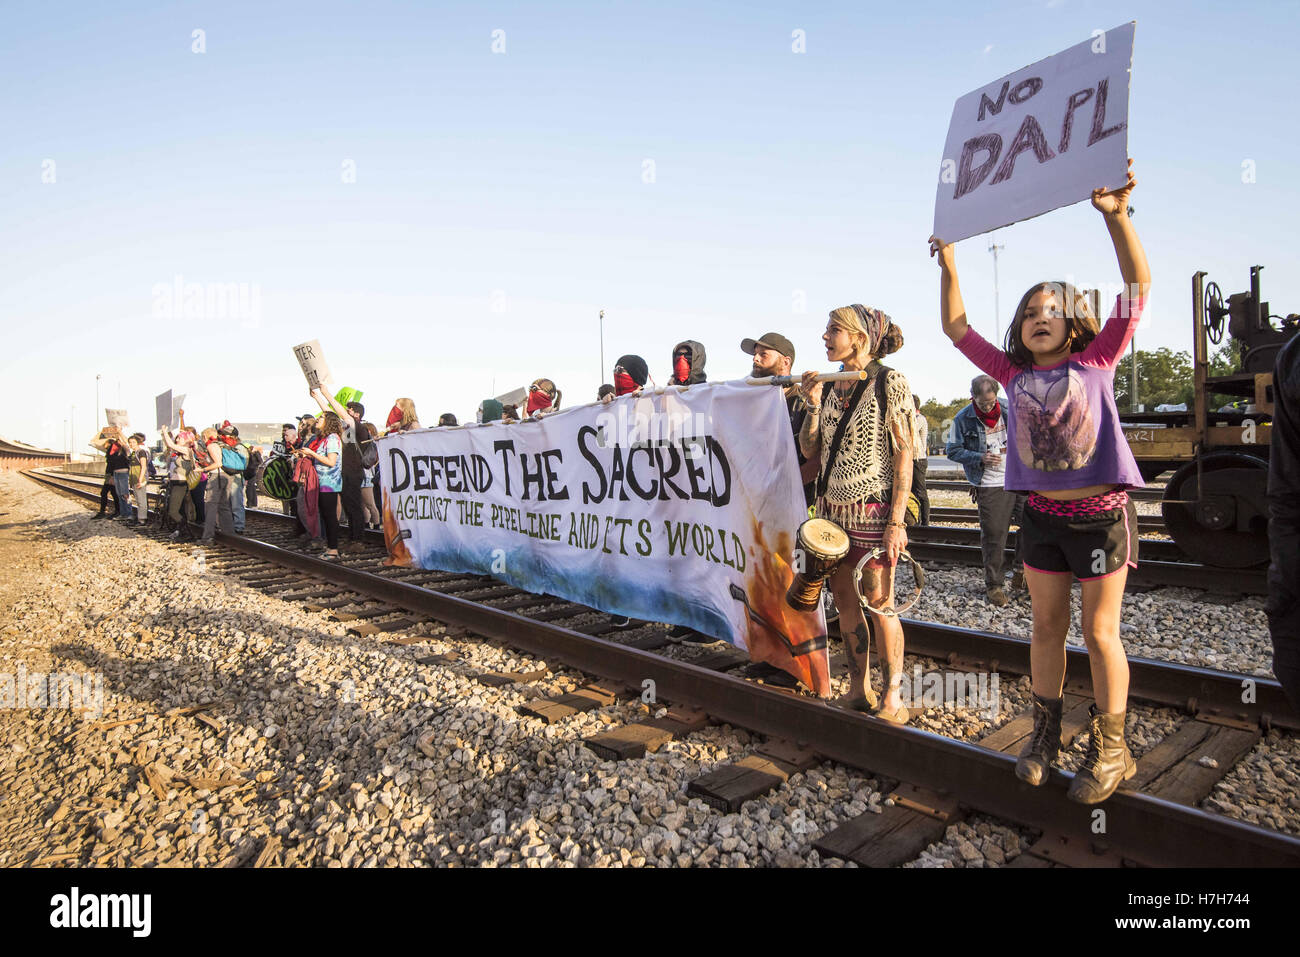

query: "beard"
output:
752 360 783 377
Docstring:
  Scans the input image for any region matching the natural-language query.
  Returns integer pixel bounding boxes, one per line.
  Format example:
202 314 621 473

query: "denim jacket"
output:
946 402 1008 486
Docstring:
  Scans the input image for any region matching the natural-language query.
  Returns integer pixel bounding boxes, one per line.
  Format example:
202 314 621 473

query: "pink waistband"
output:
1027 489 1128 516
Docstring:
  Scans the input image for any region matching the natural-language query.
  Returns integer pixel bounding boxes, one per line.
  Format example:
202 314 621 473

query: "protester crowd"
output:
82 163 1300 802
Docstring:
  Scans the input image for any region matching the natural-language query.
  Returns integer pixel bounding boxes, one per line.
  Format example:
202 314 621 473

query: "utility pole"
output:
95 375 102 430
599 310 606 383
1130 337 1138 413
988 236 1005 345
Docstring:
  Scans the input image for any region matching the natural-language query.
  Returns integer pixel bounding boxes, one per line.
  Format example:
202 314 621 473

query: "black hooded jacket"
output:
671 340 708 385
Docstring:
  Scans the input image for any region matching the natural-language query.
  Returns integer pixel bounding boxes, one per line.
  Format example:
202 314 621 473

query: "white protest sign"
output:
933 22 1135 244
378 382 833 696
104 409 129 430
292 340 332 390
154 390 186 430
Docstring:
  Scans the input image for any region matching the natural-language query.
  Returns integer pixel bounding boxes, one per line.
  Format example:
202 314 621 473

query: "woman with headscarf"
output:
799 304 913 723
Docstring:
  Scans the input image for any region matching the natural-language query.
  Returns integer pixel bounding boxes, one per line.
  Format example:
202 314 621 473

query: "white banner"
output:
292 339 332 390
933 21 1135 243
378 383 831 695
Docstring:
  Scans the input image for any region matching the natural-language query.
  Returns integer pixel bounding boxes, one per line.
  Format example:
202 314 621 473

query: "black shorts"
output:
1020 496 1139 581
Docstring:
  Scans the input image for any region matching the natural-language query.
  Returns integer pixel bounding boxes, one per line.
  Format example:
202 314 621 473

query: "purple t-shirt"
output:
955 295 1147 492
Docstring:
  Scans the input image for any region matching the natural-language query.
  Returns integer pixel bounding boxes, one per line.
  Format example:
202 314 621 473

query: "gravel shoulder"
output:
3 473 1292 867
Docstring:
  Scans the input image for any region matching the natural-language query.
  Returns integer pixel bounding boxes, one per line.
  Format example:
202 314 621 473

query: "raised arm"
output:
1093 159 1150 300
928 236 970 344
160 427 184 454
88 433 109 452
313 387 348 420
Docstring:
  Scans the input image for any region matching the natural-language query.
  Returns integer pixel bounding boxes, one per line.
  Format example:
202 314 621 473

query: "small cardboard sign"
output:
105 409 130 430
292 340 332 390
933 22 1135 243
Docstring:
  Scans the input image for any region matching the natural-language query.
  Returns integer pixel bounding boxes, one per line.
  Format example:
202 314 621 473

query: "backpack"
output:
358 434 379 470
221 443 248 475
243 447 262 480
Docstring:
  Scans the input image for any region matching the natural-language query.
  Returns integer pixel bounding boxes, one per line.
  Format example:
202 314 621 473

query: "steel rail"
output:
928 505 1166 533
904 540 1267 595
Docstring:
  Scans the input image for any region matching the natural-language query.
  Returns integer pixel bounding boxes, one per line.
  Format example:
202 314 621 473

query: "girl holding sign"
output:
928 159 1150 804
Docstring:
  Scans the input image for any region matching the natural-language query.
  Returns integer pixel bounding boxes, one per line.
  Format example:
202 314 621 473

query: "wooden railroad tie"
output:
517 683 625 724
686 739 820 813
1120 717 1261 806
583 706 711 761
814 783 966 868
473 666 550 688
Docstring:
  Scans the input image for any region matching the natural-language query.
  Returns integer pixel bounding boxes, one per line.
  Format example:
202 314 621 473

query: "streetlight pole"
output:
988 236 1005 345
95 374 102 430
599 310 606 383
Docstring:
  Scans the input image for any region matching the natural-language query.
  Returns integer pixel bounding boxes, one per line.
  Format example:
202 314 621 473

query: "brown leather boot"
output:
1015 693 1062 786
1067 705 1137 804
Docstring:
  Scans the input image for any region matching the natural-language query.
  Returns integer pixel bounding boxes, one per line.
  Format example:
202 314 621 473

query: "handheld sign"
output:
292 340 332 390
155 390 186 430
933 22 1135 244
105 409 129 430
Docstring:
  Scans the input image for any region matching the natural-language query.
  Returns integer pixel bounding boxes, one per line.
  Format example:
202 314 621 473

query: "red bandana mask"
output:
673 354 690 384
386 405 404 429
975 399 1001 429
526 390 553 414
614 372 638 396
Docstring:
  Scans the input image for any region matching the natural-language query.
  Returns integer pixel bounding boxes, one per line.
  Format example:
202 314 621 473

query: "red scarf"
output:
614 372 638 396
974 399 1001 429
386 405 404 429
526 391 553 414
672 354 690 384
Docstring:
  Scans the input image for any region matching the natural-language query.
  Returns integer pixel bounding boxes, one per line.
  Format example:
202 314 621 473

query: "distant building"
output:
231 423 283 448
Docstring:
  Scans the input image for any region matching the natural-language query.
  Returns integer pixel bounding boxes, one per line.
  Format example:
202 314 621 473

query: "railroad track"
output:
906 533 1266 595
24 468 1300 867
911 523 1186 564
928 505 1167 535
927 479 1166 502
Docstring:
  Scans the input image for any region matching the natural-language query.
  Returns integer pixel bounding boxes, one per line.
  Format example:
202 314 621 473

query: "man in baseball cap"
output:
741 331 815 503
741 332 796 375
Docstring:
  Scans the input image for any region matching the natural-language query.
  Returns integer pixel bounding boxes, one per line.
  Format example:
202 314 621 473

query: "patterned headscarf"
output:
849 304 891 355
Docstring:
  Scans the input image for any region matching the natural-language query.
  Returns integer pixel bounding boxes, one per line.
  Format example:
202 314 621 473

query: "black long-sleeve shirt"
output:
1267 332 1300 709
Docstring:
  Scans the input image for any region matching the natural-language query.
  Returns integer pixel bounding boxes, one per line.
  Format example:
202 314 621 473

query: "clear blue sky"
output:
3 0 1297 450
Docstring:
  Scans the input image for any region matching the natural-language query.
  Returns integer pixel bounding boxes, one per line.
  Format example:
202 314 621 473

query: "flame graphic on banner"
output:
381 498 413 567
743 519 832 697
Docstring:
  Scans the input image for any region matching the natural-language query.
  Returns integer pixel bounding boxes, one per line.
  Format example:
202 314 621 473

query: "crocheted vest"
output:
817 367 911 527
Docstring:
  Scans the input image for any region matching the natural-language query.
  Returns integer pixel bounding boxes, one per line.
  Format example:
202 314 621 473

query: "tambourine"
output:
852 547 925 617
